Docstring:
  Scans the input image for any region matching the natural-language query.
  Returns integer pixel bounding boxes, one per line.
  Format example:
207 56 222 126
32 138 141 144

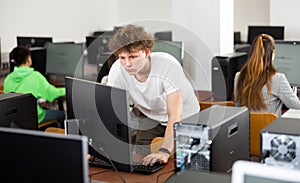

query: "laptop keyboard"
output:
132 162 164 174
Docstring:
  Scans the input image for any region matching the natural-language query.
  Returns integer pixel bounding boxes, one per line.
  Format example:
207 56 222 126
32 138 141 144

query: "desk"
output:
89 159 175 183
195 90 212 102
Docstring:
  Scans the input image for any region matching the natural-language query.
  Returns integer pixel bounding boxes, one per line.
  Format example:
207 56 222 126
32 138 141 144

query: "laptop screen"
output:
0 127 89 183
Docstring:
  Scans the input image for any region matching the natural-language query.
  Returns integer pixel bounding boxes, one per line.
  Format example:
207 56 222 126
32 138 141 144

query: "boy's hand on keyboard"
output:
142 151 170 166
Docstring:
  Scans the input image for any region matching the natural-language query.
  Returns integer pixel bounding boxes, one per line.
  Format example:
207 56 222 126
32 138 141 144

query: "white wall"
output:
0 0 119 52
0 0 173 53
270 0 300 40
172 0 234 91
234 0 269 42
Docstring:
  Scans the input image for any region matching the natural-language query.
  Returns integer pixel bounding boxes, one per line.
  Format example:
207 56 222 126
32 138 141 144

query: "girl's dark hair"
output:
10 46 31 66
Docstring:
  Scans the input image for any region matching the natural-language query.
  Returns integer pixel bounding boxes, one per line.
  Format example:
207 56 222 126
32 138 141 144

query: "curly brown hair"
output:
108 24 154 56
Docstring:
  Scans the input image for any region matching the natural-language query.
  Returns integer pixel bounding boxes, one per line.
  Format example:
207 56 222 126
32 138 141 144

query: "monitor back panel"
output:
0 127 89 183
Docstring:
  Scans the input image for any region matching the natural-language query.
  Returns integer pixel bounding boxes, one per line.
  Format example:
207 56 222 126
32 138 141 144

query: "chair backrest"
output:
250 112 278 157
45 127 65 134
199 101 235 111
38 119 58 131
150 137 174 158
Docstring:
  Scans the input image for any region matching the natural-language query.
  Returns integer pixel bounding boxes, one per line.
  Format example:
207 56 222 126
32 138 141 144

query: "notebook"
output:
231 160 300 183
65 76 164 174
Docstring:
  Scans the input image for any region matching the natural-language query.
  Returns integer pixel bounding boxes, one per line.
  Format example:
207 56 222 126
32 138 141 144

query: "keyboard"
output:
89 156 112 169
89 156 164 174
132 162 164 174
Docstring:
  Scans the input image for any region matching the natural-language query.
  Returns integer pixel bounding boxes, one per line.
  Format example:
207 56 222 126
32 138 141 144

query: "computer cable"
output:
89 138 126 183
181 140 212 169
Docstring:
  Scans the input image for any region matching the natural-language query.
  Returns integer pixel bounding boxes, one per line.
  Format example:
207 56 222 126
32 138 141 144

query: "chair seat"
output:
38 119 58 130
45 127 65 134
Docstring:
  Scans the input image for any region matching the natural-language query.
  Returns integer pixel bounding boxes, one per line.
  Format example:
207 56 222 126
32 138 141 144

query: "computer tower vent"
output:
270 135 296 162
261 132 300 169
184 153 210 172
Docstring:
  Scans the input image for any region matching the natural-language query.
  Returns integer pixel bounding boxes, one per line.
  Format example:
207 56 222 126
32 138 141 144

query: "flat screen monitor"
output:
152 40 184 65
0 37 1 67
46 42 84 78
86 35 112 64
65 76 75 119
65 77 138 172
273 40 300 87
30 47 47 77
0 93 38 130
247 26 284 44
0 127 89 183
17 36 53 48
154 31 172 41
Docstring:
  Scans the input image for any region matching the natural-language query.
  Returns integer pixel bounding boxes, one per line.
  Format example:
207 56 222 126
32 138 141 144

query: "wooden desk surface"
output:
89 159 175 183
195 90 212 102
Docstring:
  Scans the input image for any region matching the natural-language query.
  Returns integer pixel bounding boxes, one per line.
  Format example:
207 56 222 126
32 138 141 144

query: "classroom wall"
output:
0 0 173 53
171 0 234 91
234 0 270 42
270 0 300 40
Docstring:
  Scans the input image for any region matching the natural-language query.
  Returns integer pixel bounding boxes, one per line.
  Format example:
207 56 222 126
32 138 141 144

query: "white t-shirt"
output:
107 52 200 123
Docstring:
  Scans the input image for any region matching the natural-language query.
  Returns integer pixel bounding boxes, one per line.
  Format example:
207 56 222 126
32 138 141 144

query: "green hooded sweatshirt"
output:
4 66 66 123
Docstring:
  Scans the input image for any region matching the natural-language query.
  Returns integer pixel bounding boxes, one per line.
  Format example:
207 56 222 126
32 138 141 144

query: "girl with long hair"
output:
234 34 300 116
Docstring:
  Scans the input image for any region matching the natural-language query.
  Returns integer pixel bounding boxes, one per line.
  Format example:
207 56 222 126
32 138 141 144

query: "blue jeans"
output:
41 109 65 128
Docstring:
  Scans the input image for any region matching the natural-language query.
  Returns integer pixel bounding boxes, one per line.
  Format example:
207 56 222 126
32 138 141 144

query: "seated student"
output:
106 24 200 166
4 46 66 128
234 34 300 116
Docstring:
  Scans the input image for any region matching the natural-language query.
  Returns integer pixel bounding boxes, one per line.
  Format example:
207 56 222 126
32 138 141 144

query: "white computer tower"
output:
261 118 300 169
174 105 250 173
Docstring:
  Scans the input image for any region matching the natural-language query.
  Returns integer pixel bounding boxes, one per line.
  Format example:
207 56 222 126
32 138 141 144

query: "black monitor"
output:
152 40 184 65
234 32 241 44
0 127 88 183
274 40 300 87
114 26 124 33
17 36 53 48
86 34 112 64
0 93 38 130
154 31 172 41
0 37 1 68
46 42 84 79
65 76 75 119
65 77 137 172
30 47 47 77
247 26 284 44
